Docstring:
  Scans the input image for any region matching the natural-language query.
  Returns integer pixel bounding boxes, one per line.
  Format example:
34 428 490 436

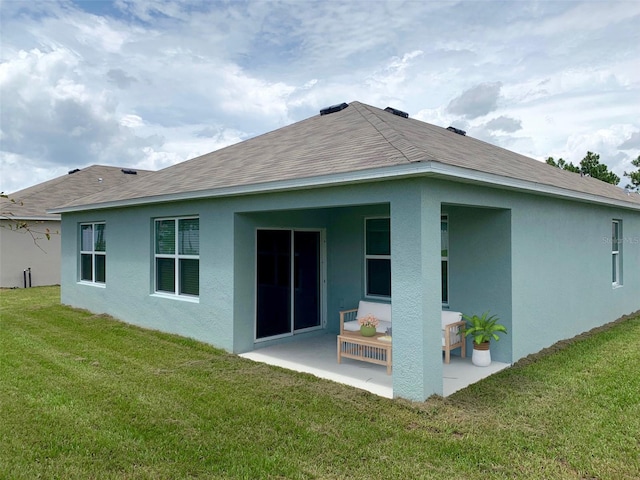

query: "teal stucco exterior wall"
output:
433 179 639 362
446 205 512 363
60 177 640 401
509 194 640 360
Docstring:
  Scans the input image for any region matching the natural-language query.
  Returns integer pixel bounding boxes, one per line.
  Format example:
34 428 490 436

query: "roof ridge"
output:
351 102 429 163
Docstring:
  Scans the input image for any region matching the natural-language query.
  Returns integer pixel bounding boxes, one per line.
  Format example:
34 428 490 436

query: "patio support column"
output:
390 183 443 400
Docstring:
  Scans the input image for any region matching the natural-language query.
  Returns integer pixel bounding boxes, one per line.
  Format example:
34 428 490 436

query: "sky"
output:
1 0 639 194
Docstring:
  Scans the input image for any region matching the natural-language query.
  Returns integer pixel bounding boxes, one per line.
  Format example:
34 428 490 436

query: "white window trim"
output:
364 216 391 299
154 216 200 298
79 222 106 285
612 219 622 287
150 292 199 303
441 214 449 305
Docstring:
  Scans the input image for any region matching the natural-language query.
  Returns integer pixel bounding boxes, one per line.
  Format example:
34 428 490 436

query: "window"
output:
364 216 450 300
441 215 449 304
612 220 622 286
155 217 200 297
80 223 106 284
365 217 391 297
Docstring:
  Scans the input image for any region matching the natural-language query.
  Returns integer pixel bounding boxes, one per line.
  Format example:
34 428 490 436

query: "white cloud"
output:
217 64 296 123
71 15 130 53
447 82 503 119
364 51 424 105
0 0 638 193
561 126 640 182
483 116 522 133
120 114 144 128
531 1 640 37
0 45 176 191
619 131 640 150
108 69 138 89
0 152 69 195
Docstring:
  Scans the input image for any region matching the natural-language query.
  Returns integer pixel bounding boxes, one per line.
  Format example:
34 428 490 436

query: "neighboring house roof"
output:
51 102 640 213
2 165 154 220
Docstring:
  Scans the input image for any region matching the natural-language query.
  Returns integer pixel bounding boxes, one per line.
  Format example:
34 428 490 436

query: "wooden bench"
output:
441 311 466 364
337 301 466 370
337 301 392 373
337 331 392 374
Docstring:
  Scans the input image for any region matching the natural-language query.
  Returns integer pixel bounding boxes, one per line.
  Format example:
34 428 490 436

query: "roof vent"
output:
446 126 466 136
121 169 137 175
384 107 409 118
320 102 348 115
68 168 80 174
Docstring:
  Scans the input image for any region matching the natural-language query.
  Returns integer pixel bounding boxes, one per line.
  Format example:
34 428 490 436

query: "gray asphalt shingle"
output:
2 165 154 218
52 102 640 210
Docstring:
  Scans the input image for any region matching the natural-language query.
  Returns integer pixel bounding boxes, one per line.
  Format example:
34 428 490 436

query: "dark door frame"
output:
254 228 326 341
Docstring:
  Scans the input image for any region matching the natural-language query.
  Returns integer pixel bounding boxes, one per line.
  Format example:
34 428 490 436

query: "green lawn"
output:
1 287 639 479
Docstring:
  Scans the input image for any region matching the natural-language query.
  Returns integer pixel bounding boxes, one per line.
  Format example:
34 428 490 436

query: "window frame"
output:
364 216 391 299
79 222 106 285
612 219 622 287
154 216 200 299
441 214 449 305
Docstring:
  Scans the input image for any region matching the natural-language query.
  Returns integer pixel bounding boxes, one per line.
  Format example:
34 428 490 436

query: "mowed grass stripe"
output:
1 286 639 479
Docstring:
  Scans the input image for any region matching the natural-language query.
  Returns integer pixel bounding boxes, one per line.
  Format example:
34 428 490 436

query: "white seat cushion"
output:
441 310 462 327
442 311 463 345
354 300 392 333
357 300 392 323
344 306 462 338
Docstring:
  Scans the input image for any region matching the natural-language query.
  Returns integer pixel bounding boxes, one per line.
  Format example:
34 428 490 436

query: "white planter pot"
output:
472 347 491 367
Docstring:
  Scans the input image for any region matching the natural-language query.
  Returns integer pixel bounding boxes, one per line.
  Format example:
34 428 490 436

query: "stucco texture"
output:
60 178 640 401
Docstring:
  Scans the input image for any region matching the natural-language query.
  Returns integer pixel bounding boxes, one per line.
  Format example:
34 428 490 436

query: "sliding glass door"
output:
256 230 321 340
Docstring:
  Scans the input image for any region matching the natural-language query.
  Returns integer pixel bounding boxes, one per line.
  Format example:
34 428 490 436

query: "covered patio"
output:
240 333 510 398
232 188 513 401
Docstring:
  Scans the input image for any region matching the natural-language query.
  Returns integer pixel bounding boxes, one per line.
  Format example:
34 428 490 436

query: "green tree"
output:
546 156 580 173
547 152 620 185
623 155 640 192
579 151 620 185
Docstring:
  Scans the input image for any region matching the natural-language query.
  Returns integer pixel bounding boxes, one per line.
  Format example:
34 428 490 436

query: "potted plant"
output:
463 311 507 367
358 314 379 337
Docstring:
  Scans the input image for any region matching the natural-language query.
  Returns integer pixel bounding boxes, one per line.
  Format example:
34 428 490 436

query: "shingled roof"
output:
2 165 154 219
51 102 640 212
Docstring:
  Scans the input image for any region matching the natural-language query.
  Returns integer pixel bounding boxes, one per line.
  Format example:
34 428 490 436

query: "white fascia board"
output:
0 215 59 221
49 161 640 213
48 164 424 213
427 162 640 211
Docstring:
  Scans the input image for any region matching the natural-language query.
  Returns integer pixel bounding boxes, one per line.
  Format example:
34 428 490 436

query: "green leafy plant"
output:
463 311 507 345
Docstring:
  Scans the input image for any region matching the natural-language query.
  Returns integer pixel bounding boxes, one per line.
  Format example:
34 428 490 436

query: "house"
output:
50 102 640 401
0 165 153 288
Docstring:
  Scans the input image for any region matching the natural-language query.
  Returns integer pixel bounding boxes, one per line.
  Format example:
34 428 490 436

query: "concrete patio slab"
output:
240 333 510 398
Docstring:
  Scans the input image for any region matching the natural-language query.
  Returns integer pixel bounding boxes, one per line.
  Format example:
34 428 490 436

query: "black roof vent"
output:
446 126 466 136
384 107 409 118
121 169 137 175
320 102 348 115
68 168 80 174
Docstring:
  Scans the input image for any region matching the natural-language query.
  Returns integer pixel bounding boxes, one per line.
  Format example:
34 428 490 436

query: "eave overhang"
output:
48 161 640 214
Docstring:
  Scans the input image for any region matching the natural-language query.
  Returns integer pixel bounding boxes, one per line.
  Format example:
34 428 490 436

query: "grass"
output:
1 287 639 479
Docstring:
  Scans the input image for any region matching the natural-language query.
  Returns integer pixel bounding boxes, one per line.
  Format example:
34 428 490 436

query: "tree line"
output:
546 151 640 191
